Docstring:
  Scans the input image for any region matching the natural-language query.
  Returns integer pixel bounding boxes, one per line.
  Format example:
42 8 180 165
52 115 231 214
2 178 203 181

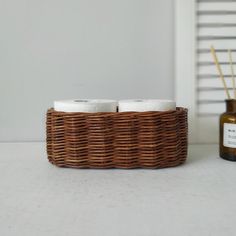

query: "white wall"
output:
0 0 174 142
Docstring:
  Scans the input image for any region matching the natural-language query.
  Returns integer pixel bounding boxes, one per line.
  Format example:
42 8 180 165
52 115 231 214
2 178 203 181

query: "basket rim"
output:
48 107 187 116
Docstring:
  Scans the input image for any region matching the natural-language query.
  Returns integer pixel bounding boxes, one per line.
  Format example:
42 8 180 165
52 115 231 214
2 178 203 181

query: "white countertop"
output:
0 143 236 236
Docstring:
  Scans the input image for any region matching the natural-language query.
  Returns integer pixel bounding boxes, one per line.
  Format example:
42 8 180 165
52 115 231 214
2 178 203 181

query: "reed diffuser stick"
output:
210 46 231 99
228 49 236 99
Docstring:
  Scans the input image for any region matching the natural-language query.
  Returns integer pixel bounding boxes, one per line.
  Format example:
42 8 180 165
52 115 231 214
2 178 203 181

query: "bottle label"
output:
224 123 236 148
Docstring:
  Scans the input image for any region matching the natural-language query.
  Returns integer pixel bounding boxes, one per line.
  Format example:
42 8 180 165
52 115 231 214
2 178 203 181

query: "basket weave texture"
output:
46 107 188 169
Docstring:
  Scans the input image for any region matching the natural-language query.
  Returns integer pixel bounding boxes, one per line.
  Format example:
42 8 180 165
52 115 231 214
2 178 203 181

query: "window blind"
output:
196 0 236 142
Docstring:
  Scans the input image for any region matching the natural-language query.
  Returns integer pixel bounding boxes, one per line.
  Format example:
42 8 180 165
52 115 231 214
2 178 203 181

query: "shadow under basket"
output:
46 107 188 169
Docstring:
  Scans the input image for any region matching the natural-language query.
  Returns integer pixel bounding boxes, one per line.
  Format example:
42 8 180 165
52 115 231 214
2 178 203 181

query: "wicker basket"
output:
46 107 188 169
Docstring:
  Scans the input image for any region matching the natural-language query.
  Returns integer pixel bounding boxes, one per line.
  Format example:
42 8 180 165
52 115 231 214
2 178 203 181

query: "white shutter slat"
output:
198 78 234 88
198 2 236 11
198 90 231 100
198 27 236 36
198 52 234 62
199 40 236 49
198 14 236 23
198 64 231 74
198 103 224 114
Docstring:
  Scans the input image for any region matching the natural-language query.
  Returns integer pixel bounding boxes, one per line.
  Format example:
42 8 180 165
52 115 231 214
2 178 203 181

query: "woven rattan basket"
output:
46 107 188 169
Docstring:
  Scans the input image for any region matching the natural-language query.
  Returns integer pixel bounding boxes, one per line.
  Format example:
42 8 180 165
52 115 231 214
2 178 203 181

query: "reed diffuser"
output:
211 46 236 161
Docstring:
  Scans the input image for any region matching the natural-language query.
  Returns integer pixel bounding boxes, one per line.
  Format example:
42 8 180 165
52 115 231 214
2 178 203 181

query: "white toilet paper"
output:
54 99 117 112
118 99 176 112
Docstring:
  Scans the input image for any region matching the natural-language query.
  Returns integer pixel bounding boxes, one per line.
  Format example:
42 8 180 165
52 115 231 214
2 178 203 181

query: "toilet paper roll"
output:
54 99 117 112
118 99 176 112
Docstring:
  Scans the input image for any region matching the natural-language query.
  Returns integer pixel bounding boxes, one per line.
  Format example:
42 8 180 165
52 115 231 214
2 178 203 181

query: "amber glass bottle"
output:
220 99 236 161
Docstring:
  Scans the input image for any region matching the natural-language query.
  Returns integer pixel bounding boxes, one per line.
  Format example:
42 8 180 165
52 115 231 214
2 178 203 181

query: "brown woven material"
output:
46 107 188 169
